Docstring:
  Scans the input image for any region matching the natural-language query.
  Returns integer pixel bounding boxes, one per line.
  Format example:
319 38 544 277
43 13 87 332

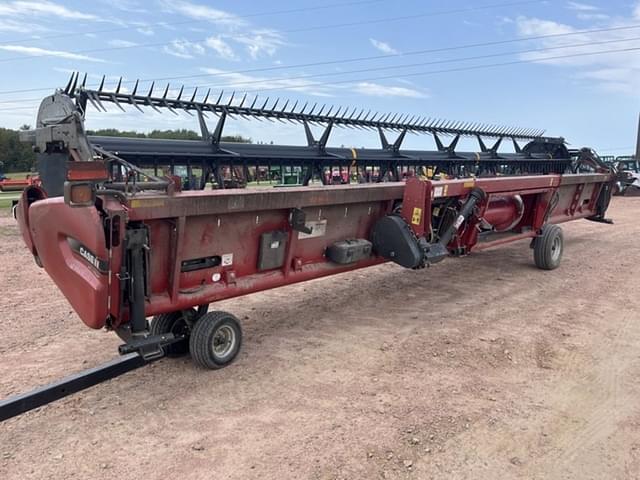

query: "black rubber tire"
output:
150 310 194 356
189 311 242 369
533 224 563 270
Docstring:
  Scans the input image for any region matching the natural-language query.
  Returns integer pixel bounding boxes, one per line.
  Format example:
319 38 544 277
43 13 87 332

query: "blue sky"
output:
0 0 638 155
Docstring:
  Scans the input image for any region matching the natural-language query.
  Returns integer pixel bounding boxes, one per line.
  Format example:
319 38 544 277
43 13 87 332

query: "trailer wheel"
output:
150 309 194 356
189 311 242 369
533 224 563 270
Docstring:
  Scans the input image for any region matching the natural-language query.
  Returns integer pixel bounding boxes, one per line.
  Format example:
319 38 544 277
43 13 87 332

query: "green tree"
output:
0 128 36 173
0 127 252 174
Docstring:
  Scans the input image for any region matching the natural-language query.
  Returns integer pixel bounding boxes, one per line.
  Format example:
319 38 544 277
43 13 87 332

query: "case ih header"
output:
0 73 614 421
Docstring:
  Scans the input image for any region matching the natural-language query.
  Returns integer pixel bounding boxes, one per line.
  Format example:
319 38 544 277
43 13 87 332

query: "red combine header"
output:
0 73 614 421
0 174 40 192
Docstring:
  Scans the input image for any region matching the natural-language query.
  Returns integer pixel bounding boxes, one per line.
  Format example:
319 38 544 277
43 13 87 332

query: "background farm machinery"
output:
0 73 615 421
603 156 640 196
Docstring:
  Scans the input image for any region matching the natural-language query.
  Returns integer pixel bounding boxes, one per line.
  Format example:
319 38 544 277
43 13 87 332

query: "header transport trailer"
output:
0 73 614 421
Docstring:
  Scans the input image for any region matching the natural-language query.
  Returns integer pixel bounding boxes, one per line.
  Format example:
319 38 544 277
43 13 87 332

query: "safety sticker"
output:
298 219 327 239
411 207 422 225
222 253 233 266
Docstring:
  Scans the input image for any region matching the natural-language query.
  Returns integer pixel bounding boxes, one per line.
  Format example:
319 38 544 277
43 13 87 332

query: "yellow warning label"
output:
130 198 166 209
463 180 475 188
411 207 422 225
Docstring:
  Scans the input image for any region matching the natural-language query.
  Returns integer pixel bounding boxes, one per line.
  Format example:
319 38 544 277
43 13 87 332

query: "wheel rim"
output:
211 324 236 359
551 235 562 262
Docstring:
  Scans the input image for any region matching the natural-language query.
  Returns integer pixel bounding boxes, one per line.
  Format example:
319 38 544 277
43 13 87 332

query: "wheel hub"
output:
212 325 236 359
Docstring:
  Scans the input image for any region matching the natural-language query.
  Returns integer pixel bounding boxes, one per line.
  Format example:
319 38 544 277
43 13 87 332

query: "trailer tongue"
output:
0 73 614 422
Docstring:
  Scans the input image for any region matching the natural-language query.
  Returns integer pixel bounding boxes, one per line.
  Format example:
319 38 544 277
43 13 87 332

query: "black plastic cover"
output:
327 239 372 264
371 215 423 269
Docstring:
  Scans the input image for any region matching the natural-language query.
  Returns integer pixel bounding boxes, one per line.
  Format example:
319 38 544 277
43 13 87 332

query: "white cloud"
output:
0 0 97 20
565 1 609 20
514 8 640 94
565 2 610 20
163 39 205 59
136 26 154 36
193 68 430 100
161 0 247 28
0 45 104 62
369 38 399 55
566 1 599 11
160 1 287 59
103 0 147 13
199 67 333 97
576 12 609 21
108 39 137 48
232 30 286 59
353 82 428 99
205 36 236 60
0 18 46 33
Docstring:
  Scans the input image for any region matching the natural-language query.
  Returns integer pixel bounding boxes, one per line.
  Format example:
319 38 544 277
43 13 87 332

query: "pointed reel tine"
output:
203 88 211 104
69 72 79 95
131 101 144 114
239 93 248 108
110 93 126 112
89 91 107 112
147 81 155 97
162 83 170 99
63 72 75 94
215 90 224 105
190 87 198 103
86 93 102 112
228 91 235 106
87 91 106 112
115 77 123 94
97 75 106 92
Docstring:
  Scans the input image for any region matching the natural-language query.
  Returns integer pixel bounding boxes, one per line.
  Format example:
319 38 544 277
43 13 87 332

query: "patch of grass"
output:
4 172 30 179
0 192 19 209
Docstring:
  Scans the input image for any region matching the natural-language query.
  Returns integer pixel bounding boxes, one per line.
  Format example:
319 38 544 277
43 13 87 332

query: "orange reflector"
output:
64 182 96 207
71 184 93 203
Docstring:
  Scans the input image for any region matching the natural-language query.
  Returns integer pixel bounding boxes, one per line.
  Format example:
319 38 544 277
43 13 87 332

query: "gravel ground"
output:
1 197 639 480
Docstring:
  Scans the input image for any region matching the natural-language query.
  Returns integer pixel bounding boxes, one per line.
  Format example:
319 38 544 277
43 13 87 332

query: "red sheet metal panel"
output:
19 172 613 331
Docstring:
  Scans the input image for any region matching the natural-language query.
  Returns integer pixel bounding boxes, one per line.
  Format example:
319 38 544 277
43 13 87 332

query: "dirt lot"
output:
0 197 639 480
